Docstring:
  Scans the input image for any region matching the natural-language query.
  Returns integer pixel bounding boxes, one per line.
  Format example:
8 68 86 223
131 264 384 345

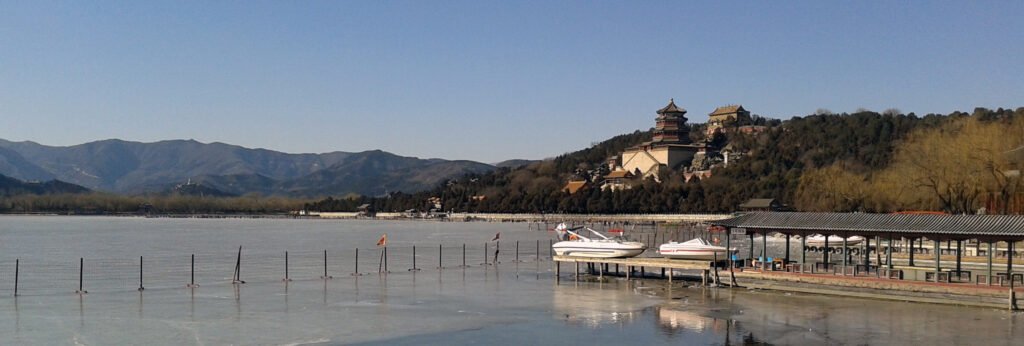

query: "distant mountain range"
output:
0 139 497 197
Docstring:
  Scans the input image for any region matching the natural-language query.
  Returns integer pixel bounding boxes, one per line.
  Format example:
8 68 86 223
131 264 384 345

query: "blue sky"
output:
1 1 1022 162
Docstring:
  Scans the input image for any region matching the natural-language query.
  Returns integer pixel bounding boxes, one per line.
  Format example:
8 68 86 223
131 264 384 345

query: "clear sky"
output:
2 1 1022 163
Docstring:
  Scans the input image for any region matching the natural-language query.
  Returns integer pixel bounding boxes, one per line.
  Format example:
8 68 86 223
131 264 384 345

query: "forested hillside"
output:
309 107 1024 214
0 174 90 196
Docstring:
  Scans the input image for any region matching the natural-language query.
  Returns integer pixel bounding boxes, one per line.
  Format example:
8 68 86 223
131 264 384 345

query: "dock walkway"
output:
554 255 1024 310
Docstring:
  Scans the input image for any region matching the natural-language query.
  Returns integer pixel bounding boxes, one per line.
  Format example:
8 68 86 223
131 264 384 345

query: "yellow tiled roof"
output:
709 105 745 116
563 180 588 194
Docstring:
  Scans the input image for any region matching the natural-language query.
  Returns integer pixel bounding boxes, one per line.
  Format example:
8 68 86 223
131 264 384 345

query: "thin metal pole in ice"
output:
233 246 245 284
187 254 199 288
482 243 489 266
409 246 421 271
14 259 19 296
283 251 292 282
75 258 87 294
352 248 363 276
322 249 332 279
138 256 145 291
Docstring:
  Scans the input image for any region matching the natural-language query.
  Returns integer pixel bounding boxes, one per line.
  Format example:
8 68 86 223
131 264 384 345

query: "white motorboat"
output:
552 223 646 258
805 234 865 246
658 238 736 261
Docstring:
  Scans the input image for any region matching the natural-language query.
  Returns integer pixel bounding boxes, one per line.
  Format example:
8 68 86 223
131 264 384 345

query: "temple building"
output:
706 105 751 136
601 170 634 191
612 99 701 179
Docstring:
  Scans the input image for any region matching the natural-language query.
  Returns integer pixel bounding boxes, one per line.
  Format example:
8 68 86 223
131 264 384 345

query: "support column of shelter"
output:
887 235 893 270
748 234 754 267
909 237 915 267
987 241 995 284
934 239 941 280
874 236 882 277
1008 241 1014 282
823 235 830 270
956 240 962 274
762 232 768 271
800 233 807 273
863 236 870 267
842 235 849 275
725 230 732 269
988 241 994 285
785 234 791 264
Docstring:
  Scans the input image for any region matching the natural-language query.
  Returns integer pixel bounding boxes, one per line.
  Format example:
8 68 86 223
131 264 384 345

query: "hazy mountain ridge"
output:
493 159 539 168
0 139 494 197
0 146 54 181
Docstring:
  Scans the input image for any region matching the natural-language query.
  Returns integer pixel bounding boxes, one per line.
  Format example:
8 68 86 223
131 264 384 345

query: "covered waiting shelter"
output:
710 212 1024 284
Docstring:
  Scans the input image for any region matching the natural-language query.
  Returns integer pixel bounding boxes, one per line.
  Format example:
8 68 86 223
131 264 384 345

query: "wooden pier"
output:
554 255 722 286
554 255 1024 310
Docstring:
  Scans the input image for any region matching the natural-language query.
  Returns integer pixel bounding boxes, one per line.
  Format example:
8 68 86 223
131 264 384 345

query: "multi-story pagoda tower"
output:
609 98 700 180
652 99 691 144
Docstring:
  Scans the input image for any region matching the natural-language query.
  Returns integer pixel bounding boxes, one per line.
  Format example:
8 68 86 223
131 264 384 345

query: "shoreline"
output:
0 212 733 223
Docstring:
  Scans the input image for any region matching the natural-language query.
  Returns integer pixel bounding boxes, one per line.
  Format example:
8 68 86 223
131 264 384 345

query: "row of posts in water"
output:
9 240 556 296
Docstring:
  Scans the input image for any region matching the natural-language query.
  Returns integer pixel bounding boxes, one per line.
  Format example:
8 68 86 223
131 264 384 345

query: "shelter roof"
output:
710 212 1024 238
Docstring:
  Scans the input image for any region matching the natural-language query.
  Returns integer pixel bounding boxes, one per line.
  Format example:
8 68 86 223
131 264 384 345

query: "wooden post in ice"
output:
482 243 489 266
14 259 19 296
409 246 421 272
138 256 145 291
233 246 245 284
187 254 199 288
321 249 332 279
461 243 467 268
75 258 87 294
283 251 292 282
352 248 364 276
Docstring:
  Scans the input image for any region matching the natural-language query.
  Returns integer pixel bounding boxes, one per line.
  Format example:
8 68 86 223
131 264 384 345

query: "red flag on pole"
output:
376 234 387 247
491 232 500 242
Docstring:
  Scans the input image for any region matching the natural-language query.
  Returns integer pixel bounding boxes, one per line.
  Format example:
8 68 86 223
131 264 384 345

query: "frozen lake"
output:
0 216 1020 344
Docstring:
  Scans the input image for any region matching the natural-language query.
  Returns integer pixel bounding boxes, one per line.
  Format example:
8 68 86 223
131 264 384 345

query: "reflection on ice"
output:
551 281 655 328
657 306 713 332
